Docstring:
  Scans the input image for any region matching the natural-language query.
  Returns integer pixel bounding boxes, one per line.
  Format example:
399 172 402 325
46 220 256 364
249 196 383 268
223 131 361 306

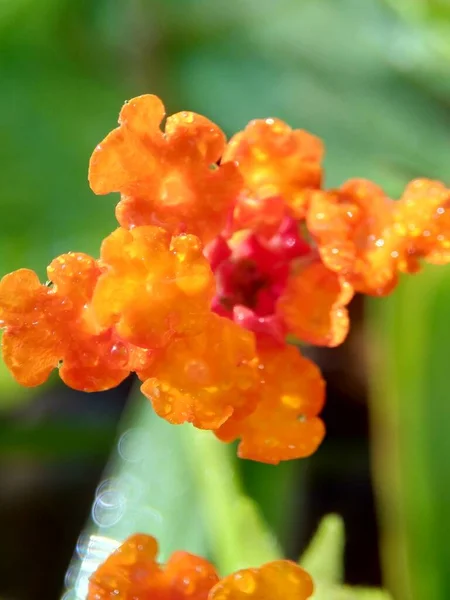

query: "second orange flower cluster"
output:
88 533 313 600
0 94 449 463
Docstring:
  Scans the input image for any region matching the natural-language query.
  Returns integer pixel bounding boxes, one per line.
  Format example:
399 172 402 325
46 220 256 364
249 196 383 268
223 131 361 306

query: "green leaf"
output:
182 425 282 574
300 515 394 600
368 265 450 600
65 387 281 598
314 586 393 600
66 389 209 599
84 391 209 559
300 514 345 585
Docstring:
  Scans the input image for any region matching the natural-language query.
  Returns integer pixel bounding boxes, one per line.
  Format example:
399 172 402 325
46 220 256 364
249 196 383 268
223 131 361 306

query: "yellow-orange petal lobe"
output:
0 254 131 391
93 226 215 349
307 180 398 296
1 321 60 387
89 94 241 243
277 259 353 348
216 342 325 464
88 534 160 600
88 533 219 600
223 118 323 232
164 551 220 600
393 178 450 271
0 269 44 324
141 313 260 430
209 560 313 600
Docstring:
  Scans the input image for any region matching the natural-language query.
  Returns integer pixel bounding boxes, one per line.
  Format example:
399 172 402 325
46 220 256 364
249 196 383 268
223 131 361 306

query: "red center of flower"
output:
204 217 311 341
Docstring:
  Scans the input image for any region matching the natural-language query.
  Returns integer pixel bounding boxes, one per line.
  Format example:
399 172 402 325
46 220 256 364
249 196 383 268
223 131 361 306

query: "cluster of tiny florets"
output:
1 94 449 464
87 533 314 600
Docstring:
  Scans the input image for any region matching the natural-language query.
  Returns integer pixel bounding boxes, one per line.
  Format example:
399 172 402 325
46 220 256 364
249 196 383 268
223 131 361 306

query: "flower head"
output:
88 534 219 600
6 92 449 465
88 534 313 600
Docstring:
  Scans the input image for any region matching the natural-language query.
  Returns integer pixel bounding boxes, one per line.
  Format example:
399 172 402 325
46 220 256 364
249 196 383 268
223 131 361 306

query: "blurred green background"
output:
0 1 449 599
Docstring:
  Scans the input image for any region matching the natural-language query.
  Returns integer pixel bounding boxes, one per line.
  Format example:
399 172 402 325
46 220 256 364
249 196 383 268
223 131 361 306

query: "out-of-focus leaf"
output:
368 265 450 600
65 390 208 599
301 514 345 585
300 515 393 600
239 459 303 552
65 389 281 598
182 426 282 575
383 0 450 60
315 587 393 600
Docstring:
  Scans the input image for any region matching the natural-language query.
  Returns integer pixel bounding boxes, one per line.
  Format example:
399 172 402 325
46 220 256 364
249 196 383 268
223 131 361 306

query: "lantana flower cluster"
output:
1 94 449 464
88 533 313 600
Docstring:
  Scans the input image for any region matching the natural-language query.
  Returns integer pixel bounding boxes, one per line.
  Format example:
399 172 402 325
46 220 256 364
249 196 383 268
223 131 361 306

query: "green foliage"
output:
83 391 209 560
301 515 393 600
68 388 282 597
182 424 282 574
368 265 450 600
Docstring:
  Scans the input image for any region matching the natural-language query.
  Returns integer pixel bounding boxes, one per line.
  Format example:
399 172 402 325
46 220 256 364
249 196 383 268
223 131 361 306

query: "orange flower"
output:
209 560 313 600
277 259 353 347
141 313 260 430
0 254 131 391
88 533 219 600
88 534 313 600
393 178 450 272
307 179 398 296
216 342 325 464
92 226 215 349
89 95 242 243
223 118 323 235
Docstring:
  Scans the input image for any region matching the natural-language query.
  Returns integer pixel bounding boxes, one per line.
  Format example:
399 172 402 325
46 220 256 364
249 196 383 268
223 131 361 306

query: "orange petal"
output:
90 95 240 244
216 342 325 464
0 269 44 325
307 180 398 296
393 178 450 270
59 334 130 392
118 94 166 135
47 252 100 307
163 551 219 600
141 314 260 429
2 328 59 387
89 95 165 195
277 260 353 347
0 254 135 391
93 227 214 349
223 118 323 226
88 533 162 600
165 111 226 163
209 560 313 600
